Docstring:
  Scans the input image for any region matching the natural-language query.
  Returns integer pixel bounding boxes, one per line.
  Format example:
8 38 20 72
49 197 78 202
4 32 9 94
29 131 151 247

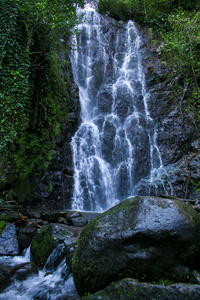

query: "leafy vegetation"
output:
0 221 6 235
0 0 30 175
161 10 200 127
0 0 84 181
98 0 199 25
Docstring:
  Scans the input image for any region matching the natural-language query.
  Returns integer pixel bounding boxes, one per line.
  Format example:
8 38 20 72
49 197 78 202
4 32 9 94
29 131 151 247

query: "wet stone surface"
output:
0 223 19 256
72 196 200 296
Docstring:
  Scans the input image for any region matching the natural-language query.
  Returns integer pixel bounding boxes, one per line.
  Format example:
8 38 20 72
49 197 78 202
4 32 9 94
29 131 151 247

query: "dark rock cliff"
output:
134 30 199 199
27 56 81 209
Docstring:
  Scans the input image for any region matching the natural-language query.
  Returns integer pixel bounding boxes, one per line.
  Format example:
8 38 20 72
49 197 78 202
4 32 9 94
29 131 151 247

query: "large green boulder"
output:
72 196 200 296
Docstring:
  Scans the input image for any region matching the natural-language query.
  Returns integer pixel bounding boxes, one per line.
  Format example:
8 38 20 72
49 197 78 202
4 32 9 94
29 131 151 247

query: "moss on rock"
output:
31 226 54 267
30 223 79 268
81 278 200 299
0 221 5 235
72 196 200 297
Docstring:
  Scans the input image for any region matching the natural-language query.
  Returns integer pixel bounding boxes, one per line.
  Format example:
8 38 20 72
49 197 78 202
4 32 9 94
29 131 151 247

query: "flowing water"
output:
0 246 78 300
70 7 170 211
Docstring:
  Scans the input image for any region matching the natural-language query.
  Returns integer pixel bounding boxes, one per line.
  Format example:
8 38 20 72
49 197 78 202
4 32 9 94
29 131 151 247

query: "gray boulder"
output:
82 278 200 300
0 222 19 255
72 196 200 296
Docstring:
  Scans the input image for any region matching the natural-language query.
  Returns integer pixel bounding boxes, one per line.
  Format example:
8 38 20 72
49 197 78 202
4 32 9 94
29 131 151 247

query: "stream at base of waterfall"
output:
0 246 79 300
70 7 172 212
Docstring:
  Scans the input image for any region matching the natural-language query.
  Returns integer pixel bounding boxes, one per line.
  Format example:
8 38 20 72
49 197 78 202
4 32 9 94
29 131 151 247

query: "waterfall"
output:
70 7 169 212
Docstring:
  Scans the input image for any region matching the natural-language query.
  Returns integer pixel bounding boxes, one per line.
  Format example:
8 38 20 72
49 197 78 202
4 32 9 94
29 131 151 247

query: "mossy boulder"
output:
72 196 200 296
81 278 200 300
30 223 78 267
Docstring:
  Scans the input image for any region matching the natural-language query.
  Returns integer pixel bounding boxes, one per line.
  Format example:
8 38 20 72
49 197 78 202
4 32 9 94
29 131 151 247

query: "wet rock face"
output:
72 196 200 296
26 56 80 210
140 36 198 198
18 223 38 251
155 108 196 167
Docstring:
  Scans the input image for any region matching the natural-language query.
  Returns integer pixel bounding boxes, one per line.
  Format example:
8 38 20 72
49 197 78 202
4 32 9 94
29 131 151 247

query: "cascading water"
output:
70 7 171 211
0 246 78 300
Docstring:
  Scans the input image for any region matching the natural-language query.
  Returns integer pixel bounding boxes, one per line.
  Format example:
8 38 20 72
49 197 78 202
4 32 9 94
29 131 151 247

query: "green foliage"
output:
0 0 84 181
161 10 200 128
98 0 131 21
0 221 6 235
0 0 30 173
98 0 173 31
31 226 54 265
157 279 174 286
162 11 200 81
98 0 199 28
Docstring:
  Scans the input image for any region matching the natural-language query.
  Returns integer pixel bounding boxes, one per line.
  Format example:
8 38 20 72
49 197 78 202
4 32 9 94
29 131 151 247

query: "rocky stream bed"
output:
1 195 200 299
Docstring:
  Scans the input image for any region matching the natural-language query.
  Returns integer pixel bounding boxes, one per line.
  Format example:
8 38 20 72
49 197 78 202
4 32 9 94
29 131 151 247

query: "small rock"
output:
18 223 38 250
191 270 200 284
0 223 19 255
29 218 49 227
65 211 81 219
0 210 21 223
193 205 200 213
0 262 30 284
57 217 68 225
41 211 63 222
71 217 88 227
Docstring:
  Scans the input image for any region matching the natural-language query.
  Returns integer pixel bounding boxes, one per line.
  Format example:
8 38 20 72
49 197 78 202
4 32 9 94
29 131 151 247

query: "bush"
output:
0 0 84 182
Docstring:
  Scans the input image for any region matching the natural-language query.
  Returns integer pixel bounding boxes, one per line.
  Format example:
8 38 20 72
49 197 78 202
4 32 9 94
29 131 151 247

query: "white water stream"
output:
70 8 170 211
0 246 78 300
